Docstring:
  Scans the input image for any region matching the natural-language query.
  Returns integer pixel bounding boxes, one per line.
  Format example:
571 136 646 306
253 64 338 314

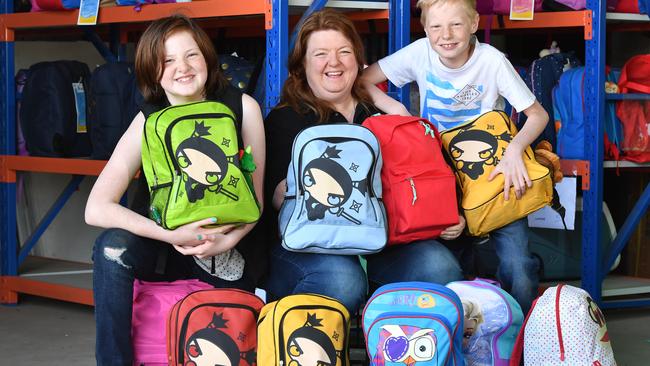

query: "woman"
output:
263 9 464 314
84 15 265 365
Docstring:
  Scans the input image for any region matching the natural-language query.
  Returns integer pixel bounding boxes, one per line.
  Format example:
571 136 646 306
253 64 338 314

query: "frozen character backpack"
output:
166 288 264 366
440 111 553 236
362 115 458 245
279 123 387 254
362 282 465 366
257 293 350 366
446 279 523 366
141 97 260 229
509 284 616 365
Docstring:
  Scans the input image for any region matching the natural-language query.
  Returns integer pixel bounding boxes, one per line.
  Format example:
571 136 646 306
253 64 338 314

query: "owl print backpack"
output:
256 293 351 366
446 279 523 366
141 95 260 230
362 282 465 366
278 123 387 254
440 111 553 237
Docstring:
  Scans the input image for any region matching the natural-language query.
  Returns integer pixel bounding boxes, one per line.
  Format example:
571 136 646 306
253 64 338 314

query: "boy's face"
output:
423 1 479 69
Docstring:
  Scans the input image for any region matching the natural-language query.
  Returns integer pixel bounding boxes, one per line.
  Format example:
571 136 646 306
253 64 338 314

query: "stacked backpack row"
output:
133 278 616 365
16 55 259 160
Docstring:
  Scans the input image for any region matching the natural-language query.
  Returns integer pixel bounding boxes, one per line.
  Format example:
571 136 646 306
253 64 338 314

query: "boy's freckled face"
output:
423 1 479 69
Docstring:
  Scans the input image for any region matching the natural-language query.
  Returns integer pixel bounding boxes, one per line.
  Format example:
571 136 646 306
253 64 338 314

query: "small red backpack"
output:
362 115 458 245
167 288 264 366
616 54 650 163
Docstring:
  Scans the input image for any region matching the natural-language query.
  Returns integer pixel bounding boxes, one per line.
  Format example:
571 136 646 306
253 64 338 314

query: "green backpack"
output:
141 100 260 229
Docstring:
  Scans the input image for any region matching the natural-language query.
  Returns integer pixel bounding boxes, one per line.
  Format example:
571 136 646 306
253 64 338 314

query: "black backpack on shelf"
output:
20 60 92 157
87 62 143 160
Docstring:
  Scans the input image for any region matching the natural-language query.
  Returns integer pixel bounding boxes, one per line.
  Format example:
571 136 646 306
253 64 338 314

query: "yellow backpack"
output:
440 111 553 236
257 294 350 366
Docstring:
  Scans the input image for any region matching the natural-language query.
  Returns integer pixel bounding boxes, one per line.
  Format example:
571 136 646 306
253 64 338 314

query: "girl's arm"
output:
361 64 411 116
174 94 266 258
85 112 224 247
488 101 549 200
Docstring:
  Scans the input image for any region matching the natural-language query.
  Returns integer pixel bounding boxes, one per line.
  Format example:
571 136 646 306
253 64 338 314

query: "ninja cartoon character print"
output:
302 145 367 225
184 312 255 366
175 121 239 202
374 325 438 366
287 313 341 366
447 122 512 180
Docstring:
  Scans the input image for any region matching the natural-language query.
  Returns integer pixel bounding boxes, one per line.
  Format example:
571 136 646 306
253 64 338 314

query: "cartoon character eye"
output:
451 147 463 159
303 170 315 187
188 342 202 358
289 342 303 357
384 336 409 362
205 171 220 184
478 148 492 160
413 335 435 359
327 194 343 206
177 153 191 168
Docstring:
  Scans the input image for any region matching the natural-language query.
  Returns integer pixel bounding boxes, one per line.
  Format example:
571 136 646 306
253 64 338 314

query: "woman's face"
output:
303 29 358 104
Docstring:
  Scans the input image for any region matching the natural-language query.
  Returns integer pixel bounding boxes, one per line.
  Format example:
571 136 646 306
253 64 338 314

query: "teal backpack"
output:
141 98 260 229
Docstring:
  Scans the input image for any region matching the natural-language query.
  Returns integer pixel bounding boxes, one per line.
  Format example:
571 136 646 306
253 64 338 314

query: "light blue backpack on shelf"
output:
362 282 465 366
446 279 523 366
278 123 387 255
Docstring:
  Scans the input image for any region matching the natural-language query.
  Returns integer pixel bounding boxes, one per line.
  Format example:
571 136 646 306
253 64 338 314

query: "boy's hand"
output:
488 143 532 200
440 215 466 240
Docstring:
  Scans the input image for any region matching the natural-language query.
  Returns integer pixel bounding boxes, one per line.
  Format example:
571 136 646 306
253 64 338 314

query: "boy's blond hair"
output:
416 0 479 25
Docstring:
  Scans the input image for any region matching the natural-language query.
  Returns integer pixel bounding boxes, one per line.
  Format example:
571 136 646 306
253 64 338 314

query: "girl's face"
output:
159 30 208 105
303 29 358 105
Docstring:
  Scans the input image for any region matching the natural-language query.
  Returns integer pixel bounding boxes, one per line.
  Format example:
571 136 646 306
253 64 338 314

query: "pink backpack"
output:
131 279 213 366
509 284 616 366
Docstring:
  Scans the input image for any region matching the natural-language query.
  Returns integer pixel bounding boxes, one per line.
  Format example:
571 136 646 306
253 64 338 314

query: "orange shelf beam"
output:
0 156 107 182
1 276 93 306
561 159 590 190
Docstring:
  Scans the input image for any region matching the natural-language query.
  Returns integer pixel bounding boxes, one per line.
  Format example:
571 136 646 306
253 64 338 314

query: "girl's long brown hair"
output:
280 9 372 122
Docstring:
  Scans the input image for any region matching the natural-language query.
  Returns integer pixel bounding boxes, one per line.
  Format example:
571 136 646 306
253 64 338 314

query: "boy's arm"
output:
361 63 411 116
487 101 549 200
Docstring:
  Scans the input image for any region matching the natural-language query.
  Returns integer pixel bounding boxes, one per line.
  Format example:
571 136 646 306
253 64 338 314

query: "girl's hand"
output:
487 143 532 200
440 215 466 240
165 217 235 247
172 224 246 258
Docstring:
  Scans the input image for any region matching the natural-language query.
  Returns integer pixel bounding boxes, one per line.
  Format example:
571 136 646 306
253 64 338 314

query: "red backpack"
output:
167 288 264 366
616 54 650 163
362 115 458 245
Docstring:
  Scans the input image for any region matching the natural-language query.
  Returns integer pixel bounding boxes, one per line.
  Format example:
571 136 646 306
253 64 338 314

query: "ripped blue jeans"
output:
92 228 252 366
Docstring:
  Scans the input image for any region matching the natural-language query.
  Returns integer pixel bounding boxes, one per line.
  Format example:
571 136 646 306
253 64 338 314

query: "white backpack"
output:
510 284 616 365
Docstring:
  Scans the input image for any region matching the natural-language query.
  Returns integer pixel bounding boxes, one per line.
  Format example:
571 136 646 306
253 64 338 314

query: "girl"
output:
84 14 265 365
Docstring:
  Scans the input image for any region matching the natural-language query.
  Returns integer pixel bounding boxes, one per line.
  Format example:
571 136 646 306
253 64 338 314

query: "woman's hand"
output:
487 143 532 200
171 222 248 259
440 215 466 240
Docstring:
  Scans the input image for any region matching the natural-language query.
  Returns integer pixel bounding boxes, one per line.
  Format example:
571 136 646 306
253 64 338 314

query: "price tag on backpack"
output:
78 0 100 26
72 82 87 133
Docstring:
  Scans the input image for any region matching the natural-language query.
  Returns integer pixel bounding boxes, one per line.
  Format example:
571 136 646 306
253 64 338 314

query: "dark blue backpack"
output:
88 62 143 159
519 52 581 151
21 60 92 157
554 66 585 159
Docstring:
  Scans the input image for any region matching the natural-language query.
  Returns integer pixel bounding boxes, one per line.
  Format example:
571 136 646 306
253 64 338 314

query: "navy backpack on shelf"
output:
88 62 143 159
20 60 92 157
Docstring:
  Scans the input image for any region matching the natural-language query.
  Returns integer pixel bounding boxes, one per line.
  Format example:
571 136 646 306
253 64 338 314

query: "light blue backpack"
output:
362 282 465 366
446 279 523 366
278 123 387 254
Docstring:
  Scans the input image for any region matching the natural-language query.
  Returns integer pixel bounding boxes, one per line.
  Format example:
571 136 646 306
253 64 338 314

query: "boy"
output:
361 0 548 313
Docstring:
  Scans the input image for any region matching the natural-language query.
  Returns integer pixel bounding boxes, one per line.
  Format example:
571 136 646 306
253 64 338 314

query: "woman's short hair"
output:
280 9 372 122
135 14 228 105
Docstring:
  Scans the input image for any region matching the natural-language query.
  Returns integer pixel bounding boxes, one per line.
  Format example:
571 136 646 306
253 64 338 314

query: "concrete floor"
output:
1 295 650 365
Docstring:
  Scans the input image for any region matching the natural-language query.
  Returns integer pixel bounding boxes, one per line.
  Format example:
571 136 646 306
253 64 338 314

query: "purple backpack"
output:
131 279 213 366
446 279 524 366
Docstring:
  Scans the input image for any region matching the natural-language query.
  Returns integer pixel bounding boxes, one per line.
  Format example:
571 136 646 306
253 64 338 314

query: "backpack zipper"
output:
408 177 417 205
